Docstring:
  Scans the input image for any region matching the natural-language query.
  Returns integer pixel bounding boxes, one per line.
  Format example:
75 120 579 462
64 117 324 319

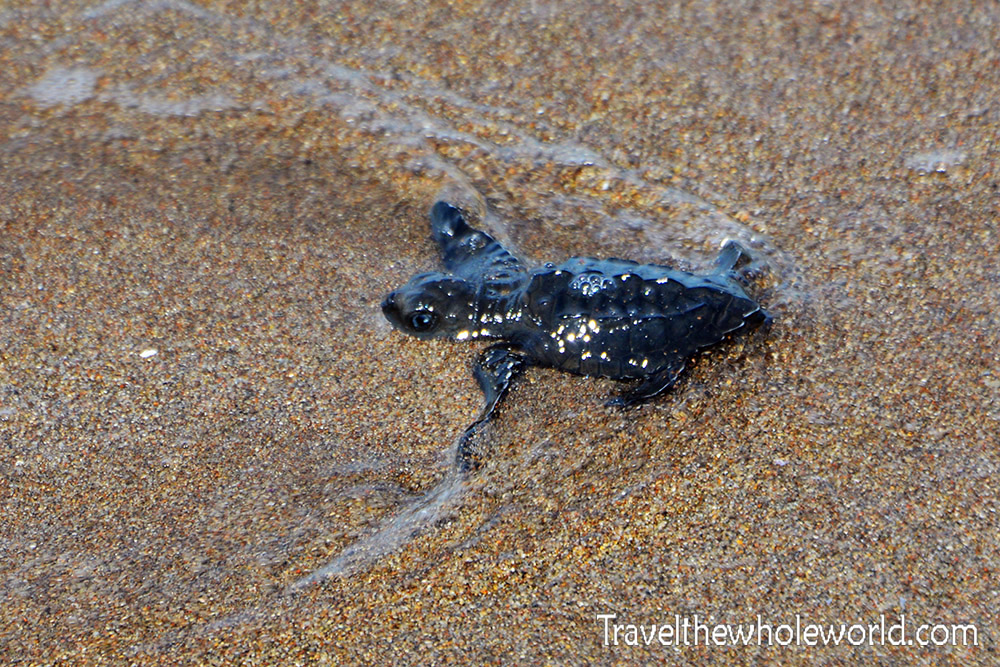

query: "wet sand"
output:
2 1 998 664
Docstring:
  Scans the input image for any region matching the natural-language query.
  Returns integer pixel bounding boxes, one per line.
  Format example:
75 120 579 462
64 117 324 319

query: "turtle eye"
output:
407 310 438 332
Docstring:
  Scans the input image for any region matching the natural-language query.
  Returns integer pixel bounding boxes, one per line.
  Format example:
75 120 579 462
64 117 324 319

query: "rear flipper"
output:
605 358 687 408
715 240 768 283
456 344 528 472
744 304 773 329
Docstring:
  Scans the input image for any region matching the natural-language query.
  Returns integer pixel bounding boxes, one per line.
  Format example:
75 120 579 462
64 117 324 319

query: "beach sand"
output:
1 1 997 663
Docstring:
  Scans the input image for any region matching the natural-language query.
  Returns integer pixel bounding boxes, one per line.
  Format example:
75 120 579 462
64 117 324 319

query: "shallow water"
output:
3 1 998 663
18 0 800 268
13 0 801 580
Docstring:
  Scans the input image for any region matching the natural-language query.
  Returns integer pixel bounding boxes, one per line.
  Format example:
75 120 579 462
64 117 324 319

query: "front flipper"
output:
605 358 687 408
430 202 525 295
456 344 528 472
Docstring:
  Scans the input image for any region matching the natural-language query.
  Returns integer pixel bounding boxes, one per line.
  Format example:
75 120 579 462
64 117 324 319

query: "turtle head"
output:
382 272 479 340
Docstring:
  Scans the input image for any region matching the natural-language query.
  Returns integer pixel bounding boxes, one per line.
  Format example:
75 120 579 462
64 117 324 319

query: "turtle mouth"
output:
381 293 395 313
381 292 403 328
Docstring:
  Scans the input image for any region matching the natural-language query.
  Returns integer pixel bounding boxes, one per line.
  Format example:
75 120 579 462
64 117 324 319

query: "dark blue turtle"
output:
382 202 770 470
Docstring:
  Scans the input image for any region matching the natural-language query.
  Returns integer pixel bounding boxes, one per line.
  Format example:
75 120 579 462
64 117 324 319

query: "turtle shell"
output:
512 257 764 379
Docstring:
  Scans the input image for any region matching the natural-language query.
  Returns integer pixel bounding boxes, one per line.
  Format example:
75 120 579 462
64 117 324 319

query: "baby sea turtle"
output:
382 202 770 470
